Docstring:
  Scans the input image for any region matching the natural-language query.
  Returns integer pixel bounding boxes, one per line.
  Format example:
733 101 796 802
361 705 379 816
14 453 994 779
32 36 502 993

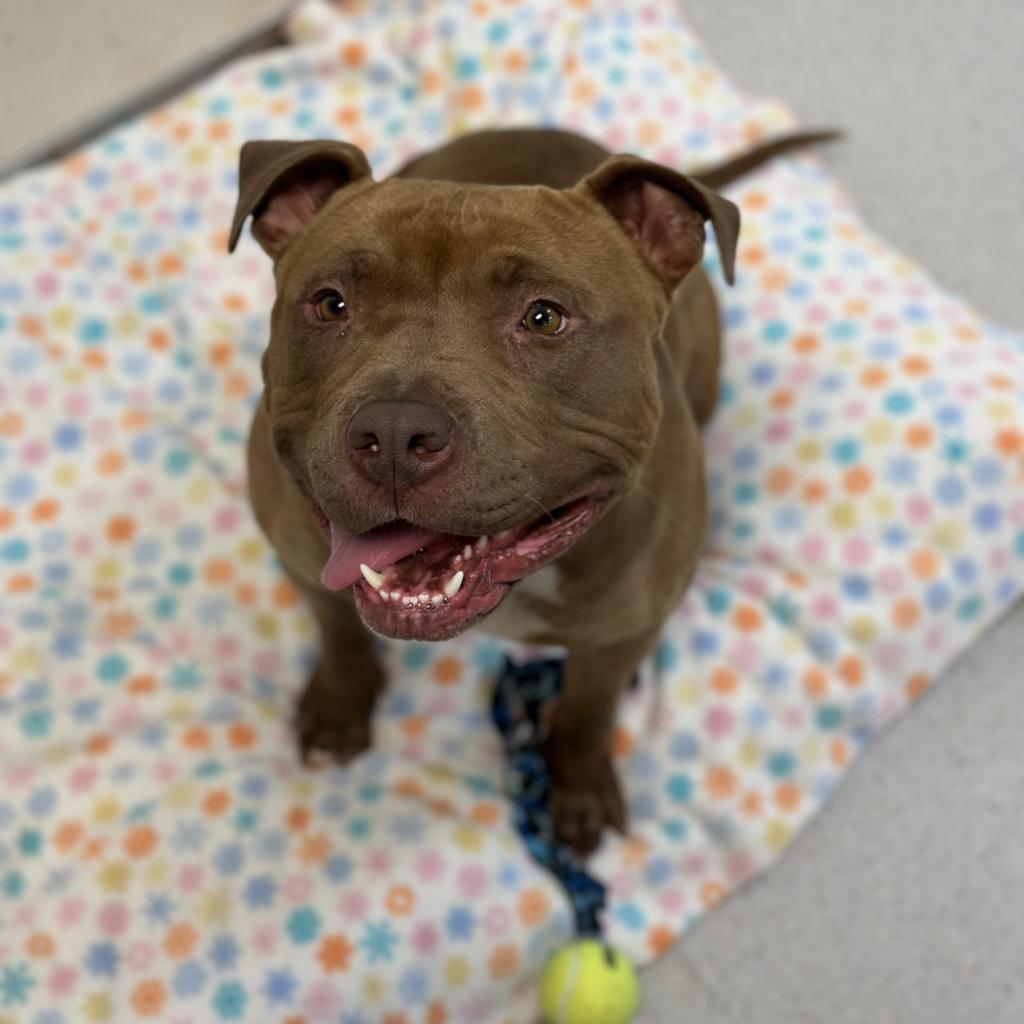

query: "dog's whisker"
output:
512 487 557 525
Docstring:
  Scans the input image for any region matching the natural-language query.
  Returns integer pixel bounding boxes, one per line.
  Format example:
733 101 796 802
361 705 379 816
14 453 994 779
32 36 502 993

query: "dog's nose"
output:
346 400 455 489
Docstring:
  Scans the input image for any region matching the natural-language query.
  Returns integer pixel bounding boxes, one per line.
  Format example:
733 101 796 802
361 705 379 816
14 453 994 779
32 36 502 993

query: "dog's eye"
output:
314 291 347 321
522 301 565 337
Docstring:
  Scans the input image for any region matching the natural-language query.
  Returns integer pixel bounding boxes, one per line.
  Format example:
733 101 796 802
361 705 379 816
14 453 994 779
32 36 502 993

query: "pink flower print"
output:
456 863 487 900
34 271 59 297
413 849 444 883
215 634 240 659
302 980 340 1021
608 872 636 901
253 650 282 677
155 501 182 527
724 638 759 674
786 361 816 387
20 439 47 465
782 705 806 731
62 392 89 416
111 702 141 732
71 535 94 558
726 851 757 885
842 536 872 567
57 895 85 928
65 672 89 693
253 925 278 957
462 989 498 1022
622 93 644 115
809 592 839 620
129 478 154 501
46 963 77 998
285 875 313 902
218 669 243 692
177 864 204 894
878 566 905 593
88 417 116 445
705 706 735 740
366 849 393 877
483 904 511 936
126 941 155 971
763 419 792 445
214 505 241 532
798 534 828 568
4 763 35 789
604 125 627 152
338 889 369 924
410 921 440 956
658 888 687 916
14 904 37 929
877 641 907 674
989 546 1010 572
732 337 756 361
97 900 129 937
682 853 708 876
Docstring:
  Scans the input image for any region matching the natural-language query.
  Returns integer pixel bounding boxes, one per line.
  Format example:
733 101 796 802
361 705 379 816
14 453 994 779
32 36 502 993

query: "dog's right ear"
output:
228 139 373 258
579 155 739 290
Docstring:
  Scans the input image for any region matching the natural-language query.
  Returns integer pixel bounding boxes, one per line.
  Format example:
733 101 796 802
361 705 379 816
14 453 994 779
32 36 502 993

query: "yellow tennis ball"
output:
540 939 639 1024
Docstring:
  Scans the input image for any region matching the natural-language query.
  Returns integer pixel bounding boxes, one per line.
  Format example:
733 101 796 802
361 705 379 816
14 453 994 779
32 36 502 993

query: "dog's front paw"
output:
294 672 371 767
547 751 627 856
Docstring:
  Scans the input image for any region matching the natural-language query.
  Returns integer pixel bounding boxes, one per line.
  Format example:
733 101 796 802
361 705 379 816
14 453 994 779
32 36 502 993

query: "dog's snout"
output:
346 400 455 489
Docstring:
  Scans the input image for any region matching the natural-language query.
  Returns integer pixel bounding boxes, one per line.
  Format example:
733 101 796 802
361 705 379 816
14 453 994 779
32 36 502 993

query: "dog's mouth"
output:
302 491 605 641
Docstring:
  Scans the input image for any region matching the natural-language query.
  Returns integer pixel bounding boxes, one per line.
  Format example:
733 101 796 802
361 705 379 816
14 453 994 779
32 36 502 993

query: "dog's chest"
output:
476 565 563 643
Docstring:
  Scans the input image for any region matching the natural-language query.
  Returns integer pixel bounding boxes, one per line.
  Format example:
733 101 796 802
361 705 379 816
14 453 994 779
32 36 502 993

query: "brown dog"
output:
229 127 822 853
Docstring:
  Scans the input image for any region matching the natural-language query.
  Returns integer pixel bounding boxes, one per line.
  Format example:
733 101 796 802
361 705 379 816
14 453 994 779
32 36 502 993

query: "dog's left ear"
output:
228 139 373 258
580 155 740 289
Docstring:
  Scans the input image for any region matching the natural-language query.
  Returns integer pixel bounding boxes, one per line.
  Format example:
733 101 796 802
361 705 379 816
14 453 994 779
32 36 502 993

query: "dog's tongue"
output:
320 522 442 591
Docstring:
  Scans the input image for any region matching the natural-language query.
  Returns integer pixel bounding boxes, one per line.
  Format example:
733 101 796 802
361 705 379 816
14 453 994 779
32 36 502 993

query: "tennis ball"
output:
540 939 639 1024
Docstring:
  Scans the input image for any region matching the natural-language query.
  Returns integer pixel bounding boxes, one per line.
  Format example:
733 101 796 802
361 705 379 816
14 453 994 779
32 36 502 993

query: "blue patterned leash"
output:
490 656 606 938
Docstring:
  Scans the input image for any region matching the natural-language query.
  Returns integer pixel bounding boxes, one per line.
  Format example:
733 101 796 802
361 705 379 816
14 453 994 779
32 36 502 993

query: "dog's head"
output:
230 137 738 641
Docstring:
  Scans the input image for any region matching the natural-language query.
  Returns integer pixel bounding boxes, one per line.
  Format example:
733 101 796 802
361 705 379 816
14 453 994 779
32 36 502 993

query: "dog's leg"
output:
546 628 659 855
292 584 385 767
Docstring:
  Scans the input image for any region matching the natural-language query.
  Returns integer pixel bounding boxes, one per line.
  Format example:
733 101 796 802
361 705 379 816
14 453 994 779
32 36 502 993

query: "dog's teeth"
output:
403 596 416 608
443 570 464 599
418 592 430 604
390 590 401 602
431 593 443 607
453 554 462 566
378 588 388 600
360 563 386 589
463 545 473 560
475 536 489 552
496 529 514 541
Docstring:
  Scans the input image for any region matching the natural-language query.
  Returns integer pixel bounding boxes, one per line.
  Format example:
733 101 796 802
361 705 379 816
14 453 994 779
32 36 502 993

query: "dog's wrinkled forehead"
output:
380 178 535 226
286 178 629 297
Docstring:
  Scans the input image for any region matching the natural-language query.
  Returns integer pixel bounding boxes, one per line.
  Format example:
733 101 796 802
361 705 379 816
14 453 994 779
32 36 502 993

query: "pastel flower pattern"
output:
0 1 1022 1021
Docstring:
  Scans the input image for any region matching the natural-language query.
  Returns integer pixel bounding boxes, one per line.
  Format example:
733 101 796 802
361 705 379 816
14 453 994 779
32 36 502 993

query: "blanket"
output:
1 1 1023 1021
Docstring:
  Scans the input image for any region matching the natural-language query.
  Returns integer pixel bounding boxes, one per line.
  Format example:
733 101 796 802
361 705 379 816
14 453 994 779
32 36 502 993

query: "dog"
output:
229 127 829 853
